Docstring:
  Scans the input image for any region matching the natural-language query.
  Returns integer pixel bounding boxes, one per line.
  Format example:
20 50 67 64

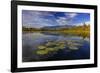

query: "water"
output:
22 32 90 62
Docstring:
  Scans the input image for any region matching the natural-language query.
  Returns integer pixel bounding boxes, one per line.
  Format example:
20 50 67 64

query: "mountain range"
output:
41 25 75 30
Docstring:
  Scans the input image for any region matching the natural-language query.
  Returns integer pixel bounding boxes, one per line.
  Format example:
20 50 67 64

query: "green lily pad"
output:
38 46 46 49
47 48 55 51
36 50 48 55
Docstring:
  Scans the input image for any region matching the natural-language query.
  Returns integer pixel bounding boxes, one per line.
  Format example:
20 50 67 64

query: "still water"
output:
22 32 90 62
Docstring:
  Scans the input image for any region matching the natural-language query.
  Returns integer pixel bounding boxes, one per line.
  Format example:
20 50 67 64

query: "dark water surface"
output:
22 32 90 62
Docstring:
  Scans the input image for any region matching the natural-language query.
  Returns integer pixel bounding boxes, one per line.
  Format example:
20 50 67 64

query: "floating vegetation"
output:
36 49 48 55
34 40 83 55
38 46 46 50
68 46 79 50
47 48 55 51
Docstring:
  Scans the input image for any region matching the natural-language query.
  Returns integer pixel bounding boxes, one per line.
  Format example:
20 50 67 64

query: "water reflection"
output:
22 32 90 62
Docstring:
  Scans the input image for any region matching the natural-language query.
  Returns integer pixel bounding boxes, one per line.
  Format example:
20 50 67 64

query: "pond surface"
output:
22 32 90 62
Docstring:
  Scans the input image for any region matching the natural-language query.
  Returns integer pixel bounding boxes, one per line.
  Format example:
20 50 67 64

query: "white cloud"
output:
56 17 69 25
65 13 77 18
56 13 78 26
85 21 90 25
73 21 90 26
22 11 57 28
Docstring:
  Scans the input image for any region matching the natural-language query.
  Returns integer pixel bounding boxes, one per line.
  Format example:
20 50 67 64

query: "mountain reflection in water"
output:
22 32 90 62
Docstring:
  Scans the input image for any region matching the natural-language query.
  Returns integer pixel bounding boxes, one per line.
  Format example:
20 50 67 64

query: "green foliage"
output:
22 24 90 38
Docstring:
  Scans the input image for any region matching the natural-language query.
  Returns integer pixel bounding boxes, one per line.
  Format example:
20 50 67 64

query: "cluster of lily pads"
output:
35 40 82 55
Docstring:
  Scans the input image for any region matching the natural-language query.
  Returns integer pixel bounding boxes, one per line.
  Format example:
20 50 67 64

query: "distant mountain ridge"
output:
42 25 75 30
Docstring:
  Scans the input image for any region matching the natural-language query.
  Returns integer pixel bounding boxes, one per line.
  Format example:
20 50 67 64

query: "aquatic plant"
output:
38 46 46 50
68 46 78 50
36 49 48 55
35 40 83 55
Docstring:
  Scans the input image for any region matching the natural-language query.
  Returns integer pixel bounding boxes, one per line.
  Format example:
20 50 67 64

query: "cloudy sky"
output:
22 10 90 28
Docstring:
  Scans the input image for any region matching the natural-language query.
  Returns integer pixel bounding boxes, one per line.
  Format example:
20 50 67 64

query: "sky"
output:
22 10 90 28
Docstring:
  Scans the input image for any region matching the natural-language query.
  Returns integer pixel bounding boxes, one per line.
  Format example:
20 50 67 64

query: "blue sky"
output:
22 10 90 28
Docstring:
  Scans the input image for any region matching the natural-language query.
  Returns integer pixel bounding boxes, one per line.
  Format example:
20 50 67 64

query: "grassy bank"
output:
22 25 90 38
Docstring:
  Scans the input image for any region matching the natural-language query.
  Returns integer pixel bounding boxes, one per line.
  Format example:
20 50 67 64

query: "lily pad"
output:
36 50 48 55
38 46 46 49
68 46 79 50
47 48 55 51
